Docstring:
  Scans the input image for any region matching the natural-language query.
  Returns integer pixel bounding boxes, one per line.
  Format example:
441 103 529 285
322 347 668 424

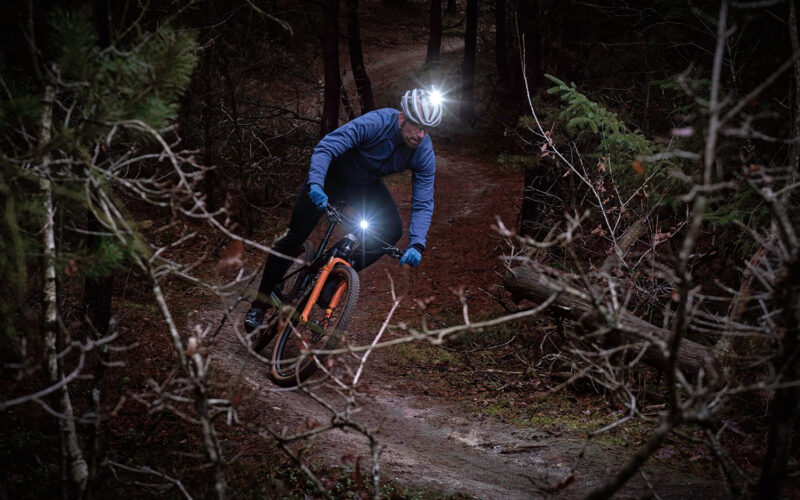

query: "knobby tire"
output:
270 264 360 387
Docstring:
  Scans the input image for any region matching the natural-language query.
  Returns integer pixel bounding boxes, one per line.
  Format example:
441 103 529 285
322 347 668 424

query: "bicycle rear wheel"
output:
270 264 359 387
252 240 314 353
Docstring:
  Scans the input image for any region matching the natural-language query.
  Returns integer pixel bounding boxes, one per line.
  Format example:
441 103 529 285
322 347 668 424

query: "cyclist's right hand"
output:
308 183 328 210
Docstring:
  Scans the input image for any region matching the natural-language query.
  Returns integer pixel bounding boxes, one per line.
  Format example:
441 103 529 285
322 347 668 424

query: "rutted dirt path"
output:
210 150 721 498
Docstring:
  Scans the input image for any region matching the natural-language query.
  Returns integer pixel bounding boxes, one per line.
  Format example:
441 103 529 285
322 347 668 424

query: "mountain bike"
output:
250 204 403 387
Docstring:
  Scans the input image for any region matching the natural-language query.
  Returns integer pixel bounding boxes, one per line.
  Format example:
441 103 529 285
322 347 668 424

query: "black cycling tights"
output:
253 177 402 309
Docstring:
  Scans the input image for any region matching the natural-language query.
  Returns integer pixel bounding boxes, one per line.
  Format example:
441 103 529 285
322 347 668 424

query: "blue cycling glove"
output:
399 247 422 267
308 183 328 210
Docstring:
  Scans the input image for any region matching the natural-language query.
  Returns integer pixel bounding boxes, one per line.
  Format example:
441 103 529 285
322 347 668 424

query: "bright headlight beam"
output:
430 89 443 105
359 219 369 230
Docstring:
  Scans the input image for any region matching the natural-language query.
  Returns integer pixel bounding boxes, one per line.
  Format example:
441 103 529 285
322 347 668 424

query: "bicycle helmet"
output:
400 88 443 128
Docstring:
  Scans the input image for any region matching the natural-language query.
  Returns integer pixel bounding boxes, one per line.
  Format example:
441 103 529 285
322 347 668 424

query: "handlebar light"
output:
359 219 369 230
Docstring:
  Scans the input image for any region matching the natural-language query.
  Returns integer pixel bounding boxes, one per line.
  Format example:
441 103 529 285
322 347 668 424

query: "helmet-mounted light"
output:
400 88 443 128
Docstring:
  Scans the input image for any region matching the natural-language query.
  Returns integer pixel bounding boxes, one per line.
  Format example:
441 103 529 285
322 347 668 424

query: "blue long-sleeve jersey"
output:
307 108 435 249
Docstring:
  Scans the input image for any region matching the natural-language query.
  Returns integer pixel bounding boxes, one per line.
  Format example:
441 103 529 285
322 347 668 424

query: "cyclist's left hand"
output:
399 247 421 267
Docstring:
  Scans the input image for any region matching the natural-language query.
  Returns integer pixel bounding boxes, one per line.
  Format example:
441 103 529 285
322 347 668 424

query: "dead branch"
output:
503 265 717 375
598 216 648 274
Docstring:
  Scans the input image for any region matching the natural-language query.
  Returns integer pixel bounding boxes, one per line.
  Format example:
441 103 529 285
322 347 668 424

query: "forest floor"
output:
197 3 728 498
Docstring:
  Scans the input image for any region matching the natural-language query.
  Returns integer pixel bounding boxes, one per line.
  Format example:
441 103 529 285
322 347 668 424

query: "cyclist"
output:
244 88 443 333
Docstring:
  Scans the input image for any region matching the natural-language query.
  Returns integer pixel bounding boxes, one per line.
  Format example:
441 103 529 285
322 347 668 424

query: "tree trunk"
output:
461 0 478 123
427 0 442 64
199 0 218 213
755 10 800 494
82 208 113 494
219 53 243 168
93 0 110 48
755 260 800 499
341 82 356 121
495 0 510 89
39 83 58 384
789 0 800 190
502 265 718 375
83 215 114 341
347 0 375 113
39 81 88 497
520 154 555 238
598 217 648 274
714 229 777 358
515 0 543 100
321 0 341 137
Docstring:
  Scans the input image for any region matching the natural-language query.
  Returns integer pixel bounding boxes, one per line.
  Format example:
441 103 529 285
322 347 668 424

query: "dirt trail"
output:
211 150 721 498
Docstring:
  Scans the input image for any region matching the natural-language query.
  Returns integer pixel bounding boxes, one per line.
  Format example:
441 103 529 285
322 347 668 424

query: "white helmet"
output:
400 88 442 128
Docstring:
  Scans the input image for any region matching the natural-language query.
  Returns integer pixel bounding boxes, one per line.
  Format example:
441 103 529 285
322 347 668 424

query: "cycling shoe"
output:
244 306 266 333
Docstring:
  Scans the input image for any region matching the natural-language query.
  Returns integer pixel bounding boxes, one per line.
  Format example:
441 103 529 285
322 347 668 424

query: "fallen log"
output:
599 216 648 274
503 265 717 376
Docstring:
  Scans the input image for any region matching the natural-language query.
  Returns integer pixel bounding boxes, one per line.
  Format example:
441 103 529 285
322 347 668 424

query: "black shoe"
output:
244 306 266 333
317 279 342 308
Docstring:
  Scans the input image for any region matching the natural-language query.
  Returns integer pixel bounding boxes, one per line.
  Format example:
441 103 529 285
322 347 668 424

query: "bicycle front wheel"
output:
270 264 359 387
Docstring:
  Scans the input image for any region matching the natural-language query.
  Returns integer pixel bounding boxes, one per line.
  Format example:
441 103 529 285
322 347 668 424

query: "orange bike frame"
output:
300 257 351 323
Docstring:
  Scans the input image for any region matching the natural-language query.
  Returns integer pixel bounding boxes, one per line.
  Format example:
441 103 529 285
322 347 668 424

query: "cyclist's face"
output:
399 115 426 148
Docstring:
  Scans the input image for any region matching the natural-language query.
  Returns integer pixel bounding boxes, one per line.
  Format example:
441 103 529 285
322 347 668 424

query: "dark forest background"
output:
1 0 799 498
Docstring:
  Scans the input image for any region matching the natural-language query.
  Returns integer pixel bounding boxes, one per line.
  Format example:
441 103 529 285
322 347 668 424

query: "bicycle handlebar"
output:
323 204 346 224
324 205 405 260
382 246 403 260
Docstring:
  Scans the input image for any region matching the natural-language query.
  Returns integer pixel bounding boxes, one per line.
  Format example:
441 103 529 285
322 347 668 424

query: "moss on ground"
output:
247 461 473 500
388 317 654 451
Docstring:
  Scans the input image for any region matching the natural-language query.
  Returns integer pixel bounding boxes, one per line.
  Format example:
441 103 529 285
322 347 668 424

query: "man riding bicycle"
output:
244 88 443 333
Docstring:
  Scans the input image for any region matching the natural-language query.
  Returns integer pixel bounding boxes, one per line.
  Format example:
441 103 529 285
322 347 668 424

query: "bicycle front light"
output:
359 219 369 230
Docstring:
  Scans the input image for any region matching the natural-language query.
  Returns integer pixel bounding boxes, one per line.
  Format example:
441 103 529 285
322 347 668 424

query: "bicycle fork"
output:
300 256 351 326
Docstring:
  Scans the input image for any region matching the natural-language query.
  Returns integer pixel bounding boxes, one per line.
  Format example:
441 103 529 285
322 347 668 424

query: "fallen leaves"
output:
216 239 244 270
656 447 677 460
652 230 673 245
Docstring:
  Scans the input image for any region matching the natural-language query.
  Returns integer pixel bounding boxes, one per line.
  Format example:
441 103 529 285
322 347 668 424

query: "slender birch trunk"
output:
39 81 88 496
40 83 58 384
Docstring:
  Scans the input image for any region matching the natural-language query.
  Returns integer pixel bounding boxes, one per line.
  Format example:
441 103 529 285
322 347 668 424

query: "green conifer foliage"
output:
546 75 654 167
541 74 689 212
0 3 198 352
44 9 198 138
49 7 96 82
